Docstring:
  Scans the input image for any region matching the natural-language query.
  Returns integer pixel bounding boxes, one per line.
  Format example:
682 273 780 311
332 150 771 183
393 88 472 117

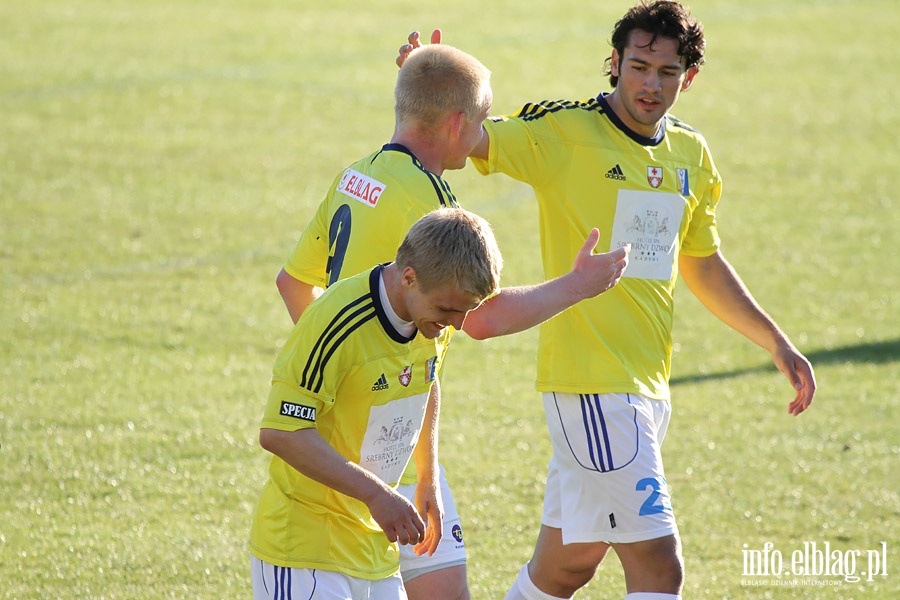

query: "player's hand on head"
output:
396 29 443 67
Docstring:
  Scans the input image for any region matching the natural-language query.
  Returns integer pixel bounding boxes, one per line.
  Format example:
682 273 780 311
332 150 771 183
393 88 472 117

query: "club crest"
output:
647 166 663 189
398 365 412 387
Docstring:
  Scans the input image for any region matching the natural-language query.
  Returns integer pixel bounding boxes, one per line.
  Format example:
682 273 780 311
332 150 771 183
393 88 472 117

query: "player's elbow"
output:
259 428 282 454
275 268 292 297
461 316 495 340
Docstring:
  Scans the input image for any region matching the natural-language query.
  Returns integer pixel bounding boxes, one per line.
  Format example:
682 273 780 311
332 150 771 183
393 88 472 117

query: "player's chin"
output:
420 324 445 339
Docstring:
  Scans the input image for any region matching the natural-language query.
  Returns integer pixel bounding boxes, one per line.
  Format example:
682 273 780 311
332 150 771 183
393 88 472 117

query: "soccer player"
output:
274 44 491 599
397 2 818 599
250 208 628 600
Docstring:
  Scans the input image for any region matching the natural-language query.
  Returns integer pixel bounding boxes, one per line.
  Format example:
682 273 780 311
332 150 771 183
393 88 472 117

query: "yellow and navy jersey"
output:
471 93 722 401
285 143 459 288
284 143 457 486
250 265 453 579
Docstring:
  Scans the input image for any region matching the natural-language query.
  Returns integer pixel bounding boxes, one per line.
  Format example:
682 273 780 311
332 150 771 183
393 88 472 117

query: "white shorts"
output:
251 556 407 600
541 392 678 545
396 464 467 582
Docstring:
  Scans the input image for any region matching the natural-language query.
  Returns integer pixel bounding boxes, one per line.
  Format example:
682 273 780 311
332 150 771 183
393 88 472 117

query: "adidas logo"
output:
371 373 389 391
605 164 626 181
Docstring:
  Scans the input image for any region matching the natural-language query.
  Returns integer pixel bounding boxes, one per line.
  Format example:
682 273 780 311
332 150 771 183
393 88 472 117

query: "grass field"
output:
2 0 898 598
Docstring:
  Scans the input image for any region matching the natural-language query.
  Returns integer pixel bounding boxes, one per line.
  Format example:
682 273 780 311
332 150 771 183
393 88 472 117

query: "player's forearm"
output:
412 381 440 483
463 275 582 340
468 125 490 160
679 252 790 354
259 427 389 505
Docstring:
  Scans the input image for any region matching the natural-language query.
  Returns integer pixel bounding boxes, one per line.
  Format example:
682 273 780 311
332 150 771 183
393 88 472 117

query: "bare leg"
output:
524 526 683 597
615 534 683 594
404 565 469 600
527 525 611 597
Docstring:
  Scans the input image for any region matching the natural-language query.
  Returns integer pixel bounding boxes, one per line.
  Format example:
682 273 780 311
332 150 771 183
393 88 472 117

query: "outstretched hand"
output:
396 29 442 67
571 229 630 300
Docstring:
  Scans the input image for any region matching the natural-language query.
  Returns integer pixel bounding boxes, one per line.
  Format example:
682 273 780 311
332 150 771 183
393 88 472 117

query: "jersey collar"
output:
596 92 666 147
382 143 416 160
380 143 431 174
369 264 418 344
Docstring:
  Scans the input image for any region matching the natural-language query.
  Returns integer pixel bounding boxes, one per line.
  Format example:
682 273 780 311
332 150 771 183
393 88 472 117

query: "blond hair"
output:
395 44 492 131
395 208 502 300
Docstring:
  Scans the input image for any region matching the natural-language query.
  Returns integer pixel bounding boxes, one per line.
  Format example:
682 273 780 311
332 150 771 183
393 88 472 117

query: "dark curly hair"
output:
603 1 706 87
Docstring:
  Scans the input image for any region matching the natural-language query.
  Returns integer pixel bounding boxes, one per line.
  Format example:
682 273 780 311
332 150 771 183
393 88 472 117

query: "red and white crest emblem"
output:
647 166 663 189
398 366 412 387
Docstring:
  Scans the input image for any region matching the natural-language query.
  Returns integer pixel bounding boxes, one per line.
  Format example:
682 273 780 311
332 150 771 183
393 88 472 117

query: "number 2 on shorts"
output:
636 477 671 516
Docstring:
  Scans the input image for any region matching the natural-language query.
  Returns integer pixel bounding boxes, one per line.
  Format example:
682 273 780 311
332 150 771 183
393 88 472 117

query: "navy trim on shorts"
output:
580 394 615 471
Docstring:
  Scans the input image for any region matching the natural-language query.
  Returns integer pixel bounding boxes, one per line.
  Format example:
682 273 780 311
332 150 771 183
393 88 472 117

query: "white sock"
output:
505 564 572 600
624 593 681 600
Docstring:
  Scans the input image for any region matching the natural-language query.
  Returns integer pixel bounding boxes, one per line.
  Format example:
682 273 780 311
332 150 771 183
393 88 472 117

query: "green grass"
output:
2 0 898 598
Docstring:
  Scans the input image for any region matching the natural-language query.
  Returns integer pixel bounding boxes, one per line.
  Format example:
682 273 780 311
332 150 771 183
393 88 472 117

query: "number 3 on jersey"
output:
636 477 672 516
326 204 352 286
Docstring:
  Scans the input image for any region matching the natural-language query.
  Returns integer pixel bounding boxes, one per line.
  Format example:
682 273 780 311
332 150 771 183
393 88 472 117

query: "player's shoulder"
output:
307 268 376 316
512 96 604 123
664 113 706 140
325 148 427 210
371 144 457 206
664 113 713 153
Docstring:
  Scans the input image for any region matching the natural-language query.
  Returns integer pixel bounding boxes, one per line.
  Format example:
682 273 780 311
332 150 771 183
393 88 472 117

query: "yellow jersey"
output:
472 93 721 400
250 266 453 579
282 143 459 485
284 143 459 287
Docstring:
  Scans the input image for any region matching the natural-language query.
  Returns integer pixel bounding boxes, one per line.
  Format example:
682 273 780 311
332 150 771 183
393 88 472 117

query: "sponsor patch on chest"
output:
336 168 385 207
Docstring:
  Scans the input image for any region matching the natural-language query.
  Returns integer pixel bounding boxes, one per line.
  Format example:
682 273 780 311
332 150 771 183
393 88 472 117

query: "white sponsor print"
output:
358 393 428 484
610 190 686 281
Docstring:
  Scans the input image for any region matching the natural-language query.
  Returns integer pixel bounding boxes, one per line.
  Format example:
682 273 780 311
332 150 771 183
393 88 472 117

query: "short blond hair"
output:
395 208 502 300
395 44 492 130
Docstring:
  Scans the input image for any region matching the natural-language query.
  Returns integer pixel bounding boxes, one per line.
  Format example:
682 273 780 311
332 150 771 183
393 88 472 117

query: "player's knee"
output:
629 546 683 592
658 552 684 590
657 540 684 588
536 554 601 595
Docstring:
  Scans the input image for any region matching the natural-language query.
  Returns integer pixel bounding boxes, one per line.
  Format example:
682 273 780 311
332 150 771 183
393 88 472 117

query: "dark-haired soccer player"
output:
398 2 816 599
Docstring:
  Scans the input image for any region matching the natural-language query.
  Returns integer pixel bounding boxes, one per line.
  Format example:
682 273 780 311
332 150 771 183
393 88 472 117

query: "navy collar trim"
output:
369 264 418 343
596 92 665 147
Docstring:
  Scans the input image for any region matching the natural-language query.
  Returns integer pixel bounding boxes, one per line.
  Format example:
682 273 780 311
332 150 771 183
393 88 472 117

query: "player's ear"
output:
451 111 466 138
681 66 699 91
401 266 418 288
610 49 621 79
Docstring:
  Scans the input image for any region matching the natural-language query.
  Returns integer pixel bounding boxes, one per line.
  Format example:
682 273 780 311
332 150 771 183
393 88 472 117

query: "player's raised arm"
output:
463 230 629 340
396 29 442 67
396 29 489 162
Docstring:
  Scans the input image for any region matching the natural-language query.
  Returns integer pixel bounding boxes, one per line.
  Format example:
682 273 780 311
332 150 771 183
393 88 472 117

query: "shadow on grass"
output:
671 338 900 387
